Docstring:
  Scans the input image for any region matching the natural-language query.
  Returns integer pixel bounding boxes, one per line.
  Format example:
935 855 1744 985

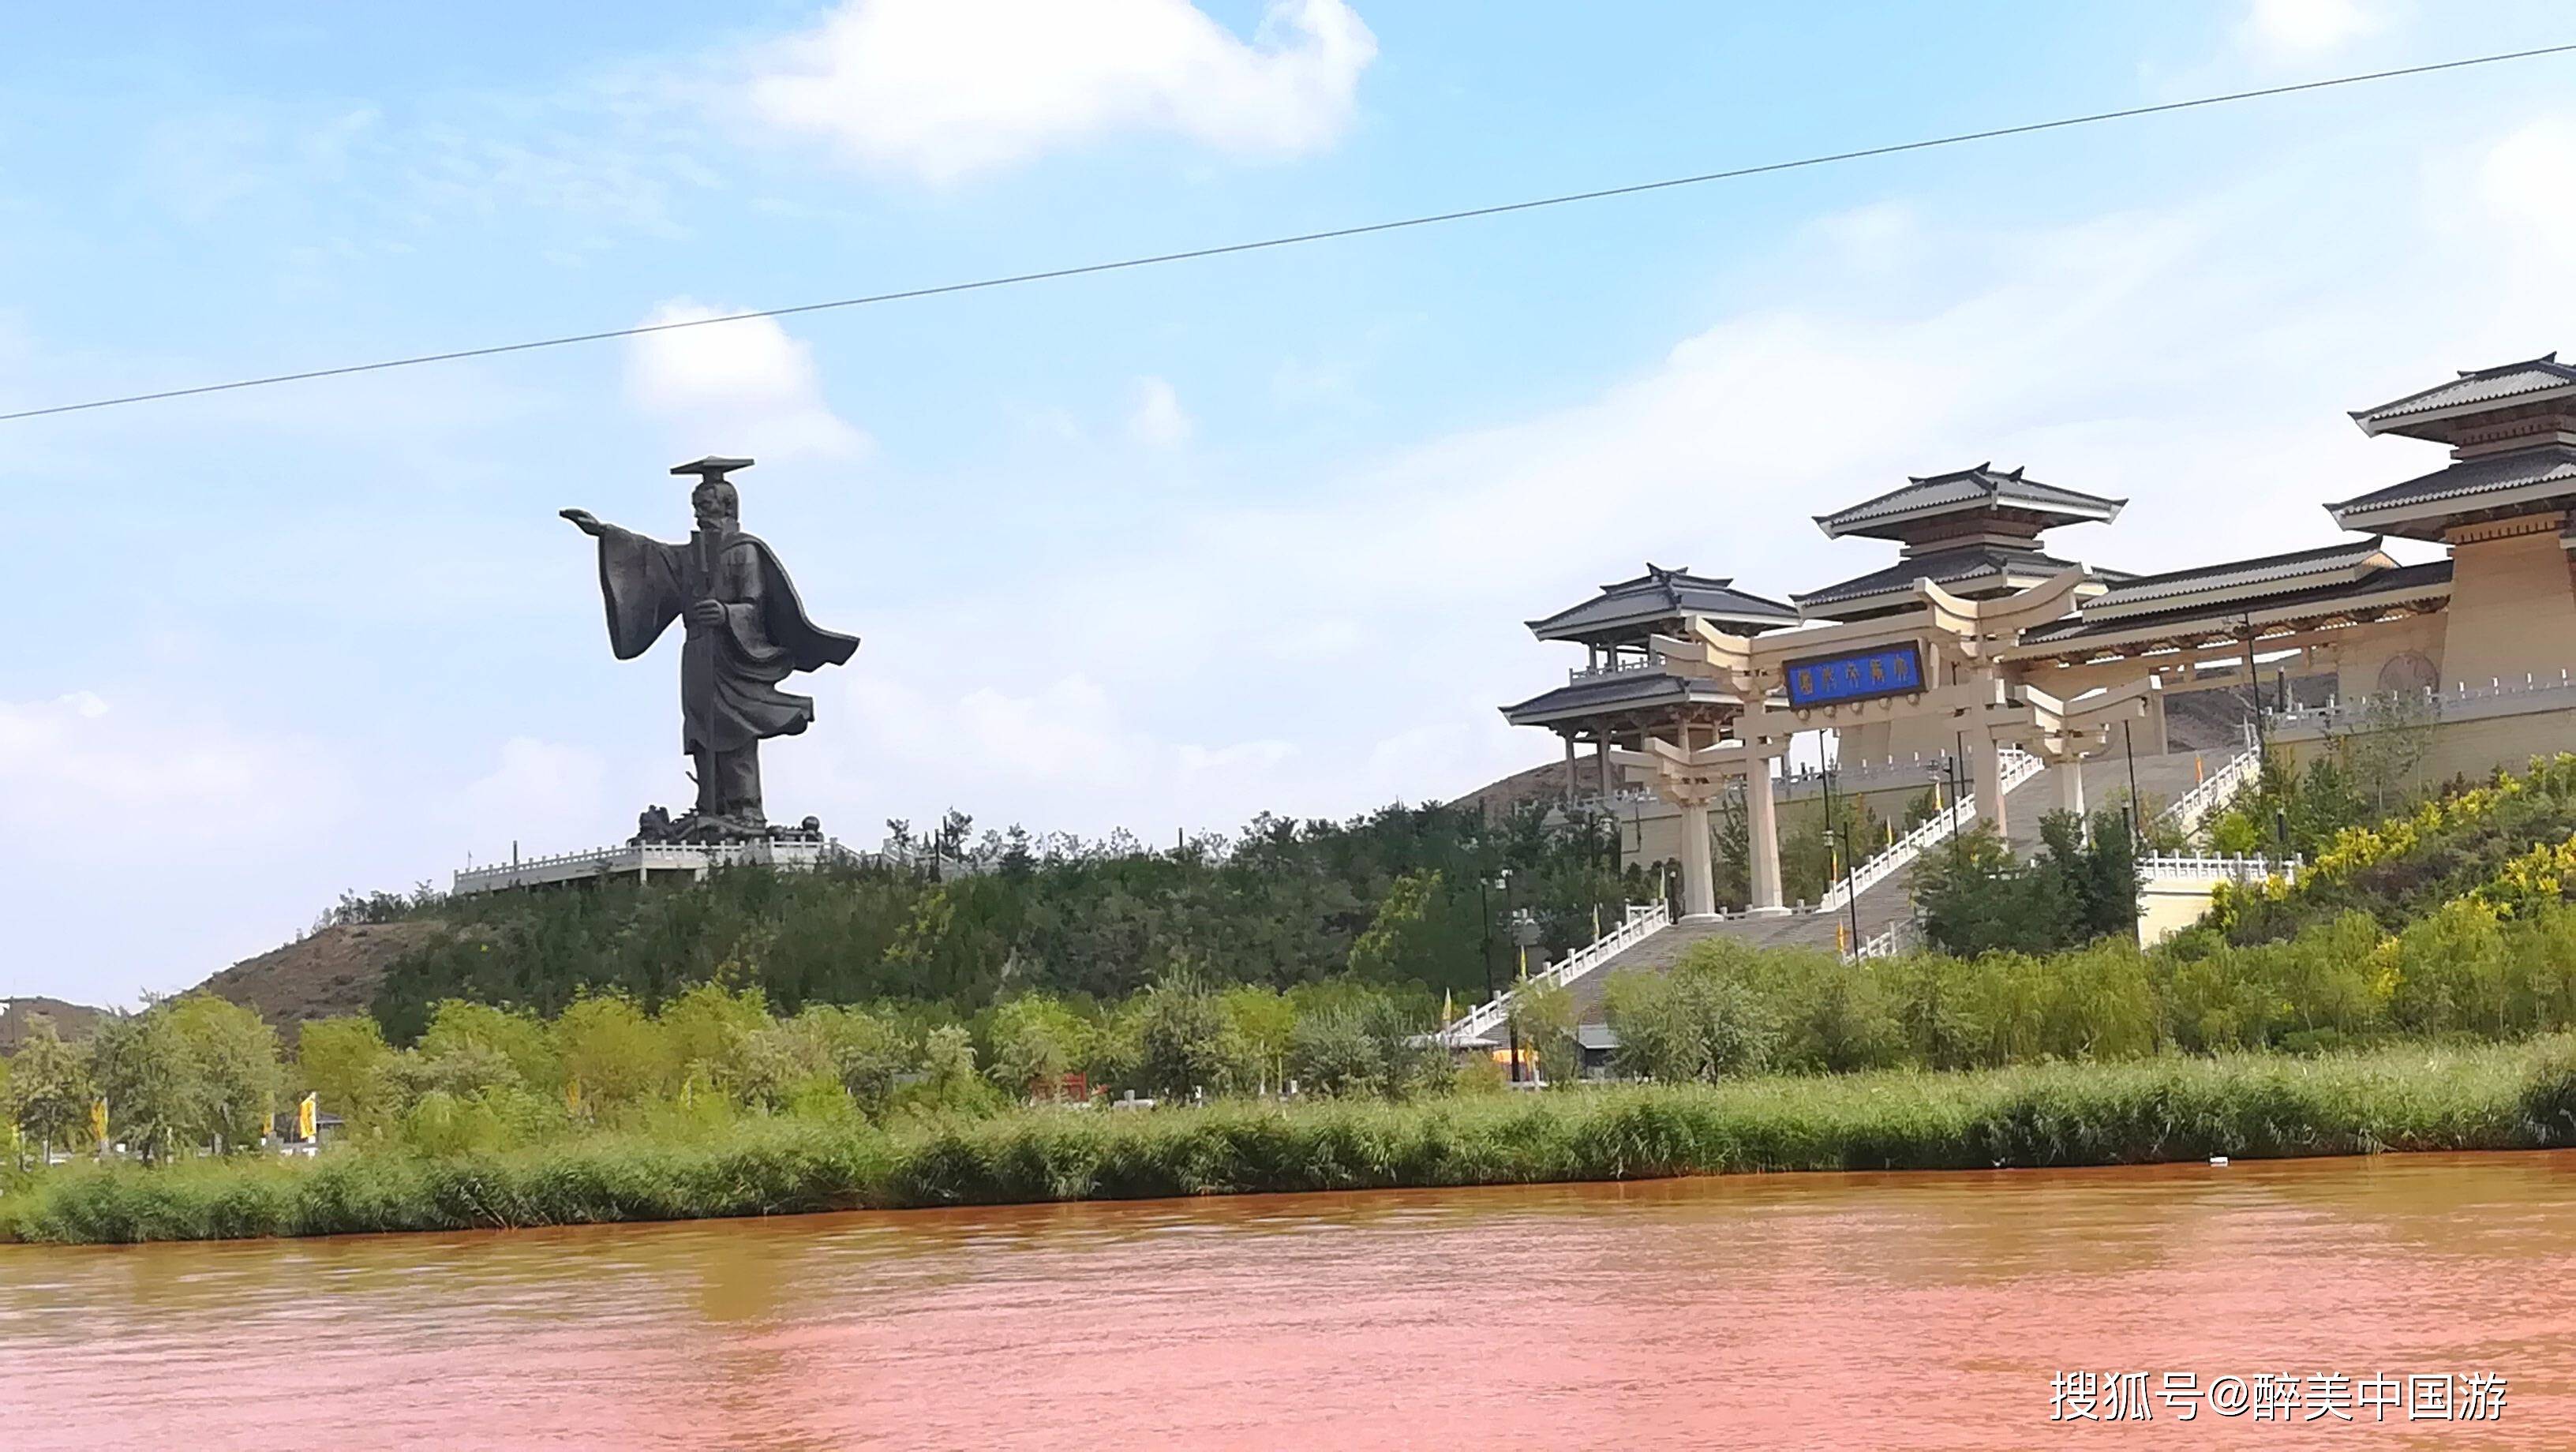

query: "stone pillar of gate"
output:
1975 736 2011 841
2055 754 2085 819
1677 795 1717 921
1743 761 1788 916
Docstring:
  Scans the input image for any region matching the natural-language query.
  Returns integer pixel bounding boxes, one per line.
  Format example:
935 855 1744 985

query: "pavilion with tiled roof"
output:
1503 565 1798 804
1795 465 2125 624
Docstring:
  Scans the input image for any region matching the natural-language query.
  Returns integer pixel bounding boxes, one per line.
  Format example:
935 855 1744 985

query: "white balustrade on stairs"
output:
1813 747 2044 915
1437 901 1671 1047
2160 732 2263 840
1849 922 1903 962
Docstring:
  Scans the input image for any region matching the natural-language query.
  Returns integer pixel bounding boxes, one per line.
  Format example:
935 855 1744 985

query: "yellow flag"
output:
297 1092 317 1142
91 1097 108 1147
1440 990 1454 1027
564 1077 583 1115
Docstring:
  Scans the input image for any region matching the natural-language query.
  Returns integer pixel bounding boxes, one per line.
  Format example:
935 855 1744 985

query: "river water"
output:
6 1151 2574 1449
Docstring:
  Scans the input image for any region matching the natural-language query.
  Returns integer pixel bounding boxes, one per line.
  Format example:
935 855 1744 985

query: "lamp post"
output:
1494 870 1522 1083
1821 755 1862 956
1477 873 1497 1012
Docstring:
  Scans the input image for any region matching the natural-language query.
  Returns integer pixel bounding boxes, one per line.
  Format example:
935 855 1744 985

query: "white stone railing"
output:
1849 922 1903 963
2140 852 2301 884
1437 901 1670 1048
2162 739 2263 840
454 836 851 894
1814 747 2043 914
2271 672 2576 733
1567 658 1663 684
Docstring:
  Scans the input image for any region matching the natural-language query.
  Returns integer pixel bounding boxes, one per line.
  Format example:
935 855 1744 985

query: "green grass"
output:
13 1036 2576 1244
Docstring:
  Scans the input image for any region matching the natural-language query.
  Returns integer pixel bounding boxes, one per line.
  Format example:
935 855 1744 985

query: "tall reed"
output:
13 1037 2576 1244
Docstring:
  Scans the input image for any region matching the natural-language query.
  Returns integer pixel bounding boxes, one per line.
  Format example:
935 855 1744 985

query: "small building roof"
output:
1790 543 2091 621
2349 354 2576 440
2080 539 2395 623
2324 443 2576 539
1814 464 2125 542
1500 668 1744 730
1527 564 1798 644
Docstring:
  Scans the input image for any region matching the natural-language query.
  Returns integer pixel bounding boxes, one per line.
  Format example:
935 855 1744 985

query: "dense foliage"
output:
1909 810 2139 957
1606 890 2576 1080
2195 753 2576 948
363 803 1641 1039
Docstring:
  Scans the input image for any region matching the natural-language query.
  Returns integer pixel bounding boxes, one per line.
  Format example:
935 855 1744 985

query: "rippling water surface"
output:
9 1152 2576 1448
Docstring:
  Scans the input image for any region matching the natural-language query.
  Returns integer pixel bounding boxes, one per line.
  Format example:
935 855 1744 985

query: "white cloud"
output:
625 300 871 462
2478 117 2576 262
1127 375 1193 448
743 0 1376 182
0 691 343 851
2238 0 2386 55
447 737 611 852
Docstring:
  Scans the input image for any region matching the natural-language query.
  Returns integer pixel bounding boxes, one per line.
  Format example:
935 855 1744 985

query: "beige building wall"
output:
2316 612 2448 699
2439 524 2576 690
2277 704 2576 794
2137 878 2222 947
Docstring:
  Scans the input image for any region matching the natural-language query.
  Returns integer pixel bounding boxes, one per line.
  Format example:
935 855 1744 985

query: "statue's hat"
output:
672 456 754 481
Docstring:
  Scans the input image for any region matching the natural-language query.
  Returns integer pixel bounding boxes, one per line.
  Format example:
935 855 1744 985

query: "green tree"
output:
1220 986 1296 1095
792 1005 911 1106
1348 870 1464 986
2332 689 2439 816
164 995 283 1151
1912 829 2072 956
1132 971 1242 1098
297 1016 399 1131
419 1001 558 1091
88 1010 198 1162
1603 955 1777 1083
1283 990 1437 1099
659 982 773 1097
1505 975 1578 1085
986 994 1092 1099
552 993 666 1112
5 1015 92 1162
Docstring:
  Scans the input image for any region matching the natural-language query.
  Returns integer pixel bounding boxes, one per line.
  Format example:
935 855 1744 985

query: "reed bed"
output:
12 1036 2576 1245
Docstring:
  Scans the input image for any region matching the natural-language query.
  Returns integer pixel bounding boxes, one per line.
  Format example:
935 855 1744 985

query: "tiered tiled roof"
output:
1500 668 1743 729
1791 544 2091 621
2020 559 2452 659
1526 563 1797 643
2325 444 2576 539
1814 464 2124 542
2349 354 2576 440
2080 540 2395 622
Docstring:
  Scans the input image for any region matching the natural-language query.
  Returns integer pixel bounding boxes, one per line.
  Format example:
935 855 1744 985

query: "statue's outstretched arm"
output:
560 508 606 537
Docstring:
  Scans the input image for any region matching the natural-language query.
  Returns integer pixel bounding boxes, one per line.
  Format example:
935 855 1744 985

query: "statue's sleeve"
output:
595 525 685 661
717 550 792 672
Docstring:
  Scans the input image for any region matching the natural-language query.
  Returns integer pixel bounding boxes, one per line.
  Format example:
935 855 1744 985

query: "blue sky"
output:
7 0 2574 1005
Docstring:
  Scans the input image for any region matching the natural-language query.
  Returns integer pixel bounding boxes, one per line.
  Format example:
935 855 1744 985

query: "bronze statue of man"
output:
560 457 859 838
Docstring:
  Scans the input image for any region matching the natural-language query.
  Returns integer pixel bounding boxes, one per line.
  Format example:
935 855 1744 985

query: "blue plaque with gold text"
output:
1784 642 1925 707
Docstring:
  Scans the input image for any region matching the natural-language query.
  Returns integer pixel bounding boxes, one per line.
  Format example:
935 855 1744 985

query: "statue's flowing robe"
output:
590 525 860 770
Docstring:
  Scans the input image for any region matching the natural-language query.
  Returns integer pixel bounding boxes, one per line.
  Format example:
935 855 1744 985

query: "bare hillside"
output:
195 921 449 1036
0 997 107 1052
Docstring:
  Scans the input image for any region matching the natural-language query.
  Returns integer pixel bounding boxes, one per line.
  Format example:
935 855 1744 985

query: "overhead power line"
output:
8 41 2574 425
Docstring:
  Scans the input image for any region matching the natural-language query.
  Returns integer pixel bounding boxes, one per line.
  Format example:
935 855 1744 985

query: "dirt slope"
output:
194 921 449 1035
0 997 107 1052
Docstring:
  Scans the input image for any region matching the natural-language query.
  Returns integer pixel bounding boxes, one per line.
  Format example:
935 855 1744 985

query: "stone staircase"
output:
1542 744 2253 1030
